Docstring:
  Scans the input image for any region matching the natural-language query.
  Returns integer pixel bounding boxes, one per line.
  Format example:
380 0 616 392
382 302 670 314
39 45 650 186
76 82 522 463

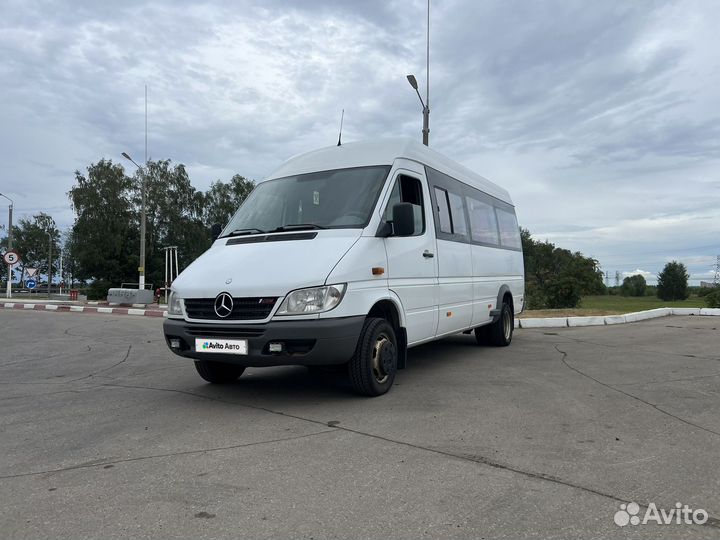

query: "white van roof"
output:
264 137 513 205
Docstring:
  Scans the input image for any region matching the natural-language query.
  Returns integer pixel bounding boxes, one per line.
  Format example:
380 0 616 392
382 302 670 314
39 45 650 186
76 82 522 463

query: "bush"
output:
543 274 582 309
657 261 689 301
698 286 718 298
87 279 112 300
524 283 547 310
706 290 720 308
621 274 647 297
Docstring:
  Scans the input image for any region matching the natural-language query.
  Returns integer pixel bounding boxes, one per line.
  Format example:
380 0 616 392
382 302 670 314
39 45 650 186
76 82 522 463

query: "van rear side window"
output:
447 191 468 237
496 208 521 249
466 196 499 245
433 187 453 233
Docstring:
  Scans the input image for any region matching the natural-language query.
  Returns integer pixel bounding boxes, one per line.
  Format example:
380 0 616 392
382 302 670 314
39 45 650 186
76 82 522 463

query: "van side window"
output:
384 175 425 236
434 187 453 233
466 196 499 245
447 191 468 237
496 208 521 248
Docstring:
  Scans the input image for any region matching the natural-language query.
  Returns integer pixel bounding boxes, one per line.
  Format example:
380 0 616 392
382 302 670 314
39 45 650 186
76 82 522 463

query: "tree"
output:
68 159 138 286
621 274 647 297
656 261 689 301
0 212 60 285
521 228 605 309
135 159 210 288
67 157 255 297
204 174 255 227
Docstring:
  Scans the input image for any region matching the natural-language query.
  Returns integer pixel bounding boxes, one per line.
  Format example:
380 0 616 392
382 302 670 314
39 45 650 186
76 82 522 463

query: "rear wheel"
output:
194 360 245 383
475 301 513 347
348 318 398 396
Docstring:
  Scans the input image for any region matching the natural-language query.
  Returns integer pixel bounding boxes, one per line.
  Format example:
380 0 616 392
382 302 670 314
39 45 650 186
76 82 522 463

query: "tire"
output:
194 360 245 383
348 317 398 396
475 301 513 347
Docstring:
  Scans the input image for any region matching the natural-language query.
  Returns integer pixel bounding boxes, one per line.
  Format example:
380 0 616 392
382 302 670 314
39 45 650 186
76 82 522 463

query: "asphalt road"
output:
1 310 719 539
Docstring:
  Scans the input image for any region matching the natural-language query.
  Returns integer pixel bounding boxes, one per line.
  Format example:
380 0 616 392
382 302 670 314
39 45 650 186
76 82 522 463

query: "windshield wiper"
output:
268 224 327 233
221 228 266 238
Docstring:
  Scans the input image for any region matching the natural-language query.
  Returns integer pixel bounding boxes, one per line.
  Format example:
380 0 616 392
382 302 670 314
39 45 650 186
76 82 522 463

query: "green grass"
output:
579 295 706 311
520 294 705 318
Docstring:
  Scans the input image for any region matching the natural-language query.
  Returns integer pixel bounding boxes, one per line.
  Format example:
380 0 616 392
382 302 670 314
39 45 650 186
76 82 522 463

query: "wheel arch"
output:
492 285 514 322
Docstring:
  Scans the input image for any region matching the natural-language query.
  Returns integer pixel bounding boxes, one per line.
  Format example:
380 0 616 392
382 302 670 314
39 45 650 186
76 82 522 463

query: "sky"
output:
1 0 718 284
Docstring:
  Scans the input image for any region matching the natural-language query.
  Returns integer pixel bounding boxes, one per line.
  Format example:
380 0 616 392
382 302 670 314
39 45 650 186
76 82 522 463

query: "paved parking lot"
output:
1 310 719 539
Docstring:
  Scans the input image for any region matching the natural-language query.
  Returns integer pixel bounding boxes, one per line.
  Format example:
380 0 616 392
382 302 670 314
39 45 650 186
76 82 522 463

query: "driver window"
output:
383 174 425 236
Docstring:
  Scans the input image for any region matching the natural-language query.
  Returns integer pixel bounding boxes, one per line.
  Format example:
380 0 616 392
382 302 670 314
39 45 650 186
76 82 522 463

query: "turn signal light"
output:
372 267 385 275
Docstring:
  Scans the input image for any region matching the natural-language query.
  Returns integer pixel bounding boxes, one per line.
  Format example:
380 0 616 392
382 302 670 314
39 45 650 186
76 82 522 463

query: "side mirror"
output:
392 202 415 236
210 223 222 241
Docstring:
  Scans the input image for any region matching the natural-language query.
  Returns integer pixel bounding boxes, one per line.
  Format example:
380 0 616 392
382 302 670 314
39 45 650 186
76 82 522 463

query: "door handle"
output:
423 250 434 258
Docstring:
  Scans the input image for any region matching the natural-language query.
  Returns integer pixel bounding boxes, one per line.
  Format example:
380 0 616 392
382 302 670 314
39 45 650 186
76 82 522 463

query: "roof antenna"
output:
337 109 344 146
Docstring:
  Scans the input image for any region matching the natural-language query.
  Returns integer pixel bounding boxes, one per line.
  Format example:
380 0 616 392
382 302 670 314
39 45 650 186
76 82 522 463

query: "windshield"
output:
221 166 391 235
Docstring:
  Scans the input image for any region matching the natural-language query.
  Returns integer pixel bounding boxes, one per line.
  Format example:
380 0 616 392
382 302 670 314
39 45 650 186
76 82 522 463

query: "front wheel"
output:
475 301 513 347
194 360 245 383
348 318 398 396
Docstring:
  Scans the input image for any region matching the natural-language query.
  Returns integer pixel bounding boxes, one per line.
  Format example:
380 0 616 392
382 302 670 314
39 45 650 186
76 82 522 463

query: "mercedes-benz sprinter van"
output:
163 138 524 396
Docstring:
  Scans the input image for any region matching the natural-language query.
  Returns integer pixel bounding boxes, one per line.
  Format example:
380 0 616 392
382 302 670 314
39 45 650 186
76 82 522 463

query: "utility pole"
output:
714 255 720 286
0 193 12 298
614 271 620 288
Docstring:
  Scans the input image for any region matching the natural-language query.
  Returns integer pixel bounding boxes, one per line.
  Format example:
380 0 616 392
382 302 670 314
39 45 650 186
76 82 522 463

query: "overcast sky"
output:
1 0 718 284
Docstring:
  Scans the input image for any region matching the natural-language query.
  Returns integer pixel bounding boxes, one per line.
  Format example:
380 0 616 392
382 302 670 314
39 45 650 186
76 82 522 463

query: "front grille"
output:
184 297 278 320
184 326 265 339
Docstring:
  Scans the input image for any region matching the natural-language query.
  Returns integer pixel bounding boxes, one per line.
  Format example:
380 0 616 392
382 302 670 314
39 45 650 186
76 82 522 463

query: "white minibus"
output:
163 138 524 396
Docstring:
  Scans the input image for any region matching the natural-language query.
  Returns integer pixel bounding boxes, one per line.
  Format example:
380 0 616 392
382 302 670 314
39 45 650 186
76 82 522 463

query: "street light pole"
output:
122 152 147 291
407 0 430 146
406 75 429 146
46 231 52 298
0 193 13 298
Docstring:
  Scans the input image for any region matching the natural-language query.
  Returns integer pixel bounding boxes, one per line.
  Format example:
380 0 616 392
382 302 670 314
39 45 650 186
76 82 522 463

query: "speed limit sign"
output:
3 249 20 266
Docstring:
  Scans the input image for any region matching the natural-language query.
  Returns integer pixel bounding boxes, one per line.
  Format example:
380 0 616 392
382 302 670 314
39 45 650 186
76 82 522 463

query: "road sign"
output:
25 279 36 290
3 250 20 266
26 267 38 278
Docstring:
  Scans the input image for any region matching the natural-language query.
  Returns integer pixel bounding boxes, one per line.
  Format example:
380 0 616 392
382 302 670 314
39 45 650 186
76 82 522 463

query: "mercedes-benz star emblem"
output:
214 292 234 318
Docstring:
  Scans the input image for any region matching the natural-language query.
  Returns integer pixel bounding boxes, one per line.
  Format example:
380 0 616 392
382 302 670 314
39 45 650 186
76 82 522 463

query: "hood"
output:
172 229 361 298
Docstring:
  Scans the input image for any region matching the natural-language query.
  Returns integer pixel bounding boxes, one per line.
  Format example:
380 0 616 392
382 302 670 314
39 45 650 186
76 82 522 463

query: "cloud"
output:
1 0 719 284
622 269 655 280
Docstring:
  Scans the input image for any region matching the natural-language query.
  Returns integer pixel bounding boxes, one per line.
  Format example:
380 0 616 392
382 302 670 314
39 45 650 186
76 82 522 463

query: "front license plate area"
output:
195 338 248 355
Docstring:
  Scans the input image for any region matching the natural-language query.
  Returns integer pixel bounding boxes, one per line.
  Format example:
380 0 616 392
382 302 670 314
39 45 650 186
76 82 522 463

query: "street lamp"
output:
0 193 13 298
122 152 147 291
406 74 429 146
407 0 430 146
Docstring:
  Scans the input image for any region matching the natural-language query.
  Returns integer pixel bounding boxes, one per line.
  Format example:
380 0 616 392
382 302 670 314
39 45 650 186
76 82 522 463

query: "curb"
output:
2 302 167 318
516 307 720 329
4 301 719 327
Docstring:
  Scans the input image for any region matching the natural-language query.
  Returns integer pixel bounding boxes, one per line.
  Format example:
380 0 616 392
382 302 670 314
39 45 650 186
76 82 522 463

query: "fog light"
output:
268 342 284 353
169 339 181 349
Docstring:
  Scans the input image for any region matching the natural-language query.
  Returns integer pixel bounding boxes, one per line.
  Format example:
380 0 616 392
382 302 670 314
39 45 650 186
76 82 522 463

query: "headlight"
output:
167 292 184 317
276 284 346 315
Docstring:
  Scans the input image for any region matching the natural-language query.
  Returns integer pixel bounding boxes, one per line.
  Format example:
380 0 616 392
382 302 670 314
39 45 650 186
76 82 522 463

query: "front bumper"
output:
163 315 365 367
